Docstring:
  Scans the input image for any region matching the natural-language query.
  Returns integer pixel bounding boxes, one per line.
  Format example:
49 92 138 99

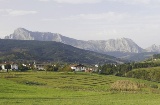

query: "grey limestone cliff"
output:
146 44 160 52
5 28 144 54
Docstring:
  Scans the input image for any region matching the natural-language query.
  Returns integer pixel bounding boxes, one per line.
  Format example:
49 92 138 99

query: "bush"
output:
45 65 54 71
59 65 72 72
150 84 158 89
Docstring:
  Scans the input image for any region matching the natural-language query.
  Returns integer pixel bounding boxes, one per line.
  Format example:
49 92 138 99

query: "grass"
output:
0 71 160 105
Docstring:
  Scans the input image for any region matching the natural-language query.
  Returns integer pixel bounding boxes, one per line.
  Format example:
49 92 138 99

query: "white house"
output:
71 64 86 72
0 63 18 71
33 62 52 70
34 64 46 70
1 64 5 70
11 63 18 70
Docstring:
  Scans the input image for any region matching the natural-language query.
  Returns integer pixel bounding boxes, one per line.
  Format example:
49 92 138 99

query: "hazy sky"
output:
0 0 160 48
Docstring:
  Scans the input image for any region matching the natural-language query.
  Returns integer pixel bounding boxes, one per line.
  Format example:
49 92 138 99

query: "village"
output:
0 62 99 73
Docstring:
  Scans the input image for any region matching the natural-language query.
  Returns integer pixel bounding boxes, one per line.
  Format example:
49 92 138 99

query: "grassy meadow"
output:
0 71 160 105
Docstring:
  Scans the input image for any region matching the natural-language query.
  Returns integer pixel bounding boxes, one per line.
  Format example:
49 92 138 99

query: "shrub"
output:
59 65 72 72
150 84 158 89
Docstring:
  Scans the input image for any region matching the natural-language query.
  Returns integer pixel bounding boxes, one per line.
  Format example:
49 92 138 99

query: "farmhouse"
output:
11 63 18 70
34 62 52 70
0 63 18 71
71 64 86 72
34 63 46 70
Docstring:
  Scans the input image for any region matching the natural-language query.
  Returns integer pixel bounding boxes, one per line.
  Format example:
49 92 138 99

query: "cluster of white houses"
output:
0 63 18 71
34 63 98 72
70 64 86 71
0 62 98 72
34 63 89 71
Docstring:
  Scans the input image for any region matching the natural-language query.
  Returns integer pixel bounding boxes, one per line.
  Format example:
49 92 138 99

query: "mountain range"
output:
4 28 160 61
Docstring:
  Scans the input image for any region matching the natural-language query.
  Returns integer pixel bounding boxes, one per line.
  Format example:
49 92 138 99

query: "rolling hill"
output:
0 39 123 64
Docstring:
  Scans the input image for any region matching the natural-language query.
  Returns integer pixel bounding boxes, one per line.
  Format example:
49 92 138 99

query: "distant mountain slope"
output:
0 39 123 64
122 52 158 62
146 44 160 52
5 28 144 54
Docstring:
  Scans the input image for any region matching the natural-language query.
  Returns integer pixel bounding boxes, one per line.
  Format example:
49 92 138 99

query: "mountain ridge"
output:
4 28 160 61
146 44 160 52
5 28 144 53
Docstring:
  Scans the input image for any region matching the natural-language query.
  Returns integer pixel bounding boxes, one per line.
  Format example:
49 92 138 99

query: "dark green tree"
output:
0 66 2 70
18 64 29 71
45 65 54 72
5 64 11 72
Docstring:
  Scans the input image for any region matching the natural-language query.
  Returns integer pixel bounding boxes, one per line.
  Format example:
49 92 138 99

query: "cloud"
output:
37 0 160 5
41 12 129 25
38 0 50 2
42 18 56 21
0 9 37 16
42 11 160 28
110 0 160 5
111 0 151 4
55 0 103 4
38 0 103 4
52 12 129 23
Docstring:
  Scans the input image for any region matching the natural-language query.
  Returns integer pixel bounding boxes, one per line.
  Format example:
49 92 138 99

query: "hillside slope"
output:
0 39 123 64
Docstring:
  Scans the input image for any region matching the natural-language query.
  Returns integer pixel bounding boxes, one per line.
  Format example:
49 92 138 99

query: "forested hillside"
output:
0 39 122 64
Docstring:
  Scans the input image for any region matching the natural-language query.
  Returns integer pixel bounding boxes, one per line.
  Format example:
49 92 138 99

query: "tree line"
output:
98 61 160 83
99 62 160 76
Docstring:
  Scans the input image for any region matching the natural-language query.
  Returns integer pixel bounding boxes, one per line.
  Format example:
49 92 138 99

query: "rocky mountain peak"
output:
5 28 64 41
4 28 144 54
146 44 160 52
14 28 29 33
88 38 143 53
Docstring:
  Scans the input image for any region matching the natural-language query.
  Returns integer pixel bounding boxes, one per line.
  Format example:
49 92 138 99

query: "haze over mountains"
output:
4 28 160 61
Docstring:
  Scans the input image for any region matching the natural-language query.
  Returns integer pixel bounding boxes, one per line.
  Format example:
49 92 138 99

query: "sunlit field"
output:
0 71 160 105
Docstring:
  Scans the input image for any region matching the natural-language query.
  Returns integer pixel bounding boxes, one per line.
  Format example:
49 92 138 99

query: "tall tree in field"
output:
5 64 11 72
0 66 2 71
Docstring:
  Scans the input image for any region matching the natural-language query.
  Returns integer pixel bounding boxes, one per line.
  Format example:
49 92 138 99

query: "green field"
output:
0 71 160 105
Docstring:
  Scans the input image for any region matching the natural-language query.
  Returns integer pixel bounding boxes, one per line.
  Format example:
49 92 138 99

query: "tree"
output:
5 64 11 72
45 65 54 72
0 66 2 71
18 64 29 71
53 66 58 71
59 64 72 72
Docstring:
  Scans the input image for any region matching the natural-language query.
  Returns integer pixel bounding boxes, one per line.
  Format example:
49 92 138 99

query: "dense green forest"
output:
99 57 160 83
0 39 123 64
153 54 160 59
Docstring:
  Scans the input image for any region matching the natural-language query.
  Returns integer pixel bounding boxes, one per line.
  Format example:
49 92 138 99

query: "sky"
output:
0 0 160 48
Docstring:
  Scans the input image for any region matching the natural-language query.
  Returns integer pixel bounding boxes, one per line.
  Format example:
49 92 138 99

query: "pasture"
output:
0 71 160 105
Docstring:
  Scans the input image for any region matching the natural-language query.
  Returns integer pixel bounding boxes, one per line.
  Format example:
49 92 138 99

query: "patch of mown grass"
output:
110 80 144 92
